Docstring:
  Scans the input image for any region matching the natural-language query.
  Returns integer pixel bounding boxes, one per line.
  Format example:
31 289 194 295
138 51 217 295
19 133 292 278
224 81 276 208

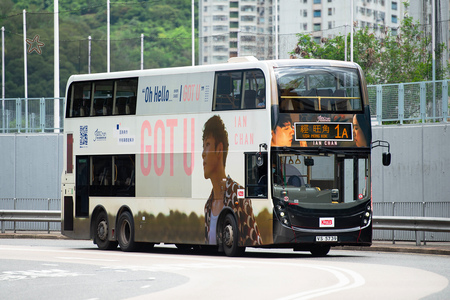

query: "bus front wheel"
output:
94 211 118 250
222 214 245 257
117 211 137 252
310 245 331 257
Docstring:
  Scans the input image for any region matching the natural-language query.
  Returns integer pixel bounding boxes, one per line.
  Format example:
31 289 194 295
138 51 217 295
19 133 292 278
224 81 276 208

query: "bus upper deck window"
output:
69 82 91 117
92 81 114 116
114 78 138 115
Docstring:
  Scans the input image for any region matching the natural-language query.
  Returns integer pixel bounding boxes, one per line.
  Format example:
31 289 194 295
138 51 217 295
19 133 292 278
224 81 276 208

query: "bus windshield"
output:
275 66 362 113
272 152 369 205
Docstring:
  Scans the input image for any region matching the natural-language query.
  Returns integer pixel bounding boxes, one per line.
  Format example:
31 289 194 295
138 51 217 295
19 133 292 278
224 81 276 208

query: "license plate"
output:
316 236 338 242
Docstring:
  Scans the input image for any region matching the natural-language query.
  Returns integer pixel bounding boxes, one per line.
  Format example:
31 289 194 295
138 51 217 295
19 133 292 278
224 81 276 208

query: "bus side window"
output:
243 70 265 109
92 81 114 116
69 82 91 118
245 152 268 198
115 78 138 115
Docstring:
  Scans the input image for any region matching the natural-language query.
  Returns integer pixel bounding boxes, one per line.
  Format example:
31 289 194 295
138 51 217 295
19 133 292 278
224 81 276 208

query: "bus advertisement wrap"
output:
62 58 388 256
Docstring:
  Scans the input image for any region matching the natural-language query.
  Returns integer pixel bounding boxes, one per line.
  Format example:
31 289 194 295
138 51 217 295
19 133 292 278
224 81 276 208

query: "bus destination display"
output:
294 122 353 141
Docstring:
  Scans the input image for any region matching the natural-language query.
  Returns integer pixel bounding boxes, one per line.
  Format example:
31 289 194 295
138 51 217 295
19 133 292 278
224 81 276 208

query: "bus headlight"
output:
362 205 371 227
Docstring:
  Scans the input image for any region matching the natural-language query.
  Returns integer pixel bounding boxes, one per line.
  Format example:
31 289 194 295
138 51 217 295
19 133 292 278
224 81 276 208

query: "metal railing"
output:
368 80 449 124
373 216 450 246
1 97 64 133
0 79 449 132
1 209 450 248
0 210 61 234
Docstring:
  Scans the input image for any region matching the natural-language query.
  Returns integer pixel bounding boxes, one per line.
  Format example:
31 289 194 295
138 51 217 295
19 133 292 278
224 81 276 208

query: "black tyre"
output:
310 245 331 257
94 211 118 250
222 214 245 257
117 211 137 252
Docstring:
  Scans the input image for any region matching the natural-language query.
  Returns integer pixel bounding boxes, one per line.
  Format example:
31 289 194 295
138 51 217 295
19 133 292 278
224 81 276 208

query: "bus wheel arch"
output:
218 210 245 257
116 208 137 252
91 206 118 250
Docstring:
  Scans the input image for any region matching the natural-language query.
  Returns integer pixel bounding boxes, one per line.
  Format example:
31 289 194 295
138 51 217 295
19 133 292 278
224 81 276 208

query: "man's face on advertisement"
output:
202 135 222 179
271 121 294 147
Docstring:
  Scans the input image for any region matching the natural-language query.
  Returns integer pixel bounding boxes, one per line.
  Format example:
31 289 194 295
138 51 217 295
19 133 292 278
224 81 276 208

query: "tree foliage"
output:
1 0 197 97
290 8 448 85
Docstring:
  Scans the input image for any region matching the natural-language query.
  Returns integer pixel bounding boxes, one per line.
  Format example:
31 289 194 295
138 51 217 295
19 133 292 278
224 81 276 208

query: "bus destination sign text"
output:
294 122 353 141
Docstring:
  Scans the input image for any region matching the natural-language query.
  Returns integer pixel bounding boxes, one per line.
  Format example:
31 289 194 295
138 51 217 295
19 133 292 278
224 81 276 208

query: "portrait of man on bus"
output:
271 114 307 147
271 114 294 147
353 114 371 147
202 115 262 246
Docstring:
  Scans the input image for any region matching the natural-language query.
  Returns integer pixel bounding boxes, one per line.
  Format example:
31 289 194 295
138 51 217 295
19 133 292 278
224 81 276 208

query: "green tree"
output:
290 4 448 85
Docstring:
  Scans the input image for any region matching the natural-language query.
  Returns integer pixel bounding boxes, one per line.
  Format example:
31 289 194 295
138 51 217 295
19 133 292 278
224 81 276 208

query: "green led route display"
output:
294 122 353 141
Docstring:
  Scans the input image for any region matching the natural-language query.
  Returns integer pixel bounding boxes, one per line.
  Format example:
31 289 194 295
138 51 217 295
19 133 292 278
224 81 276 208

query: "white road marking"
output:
0 269 85 281
276 264 365 300
57 256 118 262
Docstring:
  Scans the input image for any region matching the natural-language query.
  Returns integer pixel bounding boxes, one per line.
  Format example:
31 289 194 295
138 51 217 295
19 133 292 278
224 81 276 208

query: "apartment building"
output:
199 0 274 64
278 0 405 58
199 0 447 63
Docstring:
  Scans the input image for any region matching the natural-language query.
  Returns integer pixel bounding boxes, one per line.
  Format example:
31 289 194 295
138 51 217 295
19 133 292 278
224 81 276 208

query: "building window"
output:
392 15 397 23
303 23 308 30
313 0 321 3
328 8 332 16
303 10 307 17
392 2 397 10
328 21 332 29
314 23 321 31
314 10 321 17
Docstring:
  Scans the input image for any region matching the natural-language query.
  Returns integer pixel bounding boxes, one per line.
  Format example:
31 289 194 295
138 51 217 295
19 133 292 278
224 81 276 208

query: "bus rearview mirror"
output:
382 153 391 166
256 153 264 167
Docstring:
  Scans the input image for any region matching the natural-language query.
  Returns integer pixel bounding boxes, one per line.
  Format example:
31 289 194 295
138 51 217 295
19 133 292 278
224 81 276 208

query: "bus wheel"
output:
222 214 245 257
310 245 331 257
117 211 137 252
95 211 118 250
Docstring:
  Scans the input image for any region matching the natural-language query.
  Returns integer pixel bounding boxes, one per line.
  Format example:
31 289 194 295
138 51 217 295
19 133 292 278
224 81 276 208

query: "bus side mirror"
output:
382 152 391 166
256 152 264 167
372 140 391 167
256 143 267 167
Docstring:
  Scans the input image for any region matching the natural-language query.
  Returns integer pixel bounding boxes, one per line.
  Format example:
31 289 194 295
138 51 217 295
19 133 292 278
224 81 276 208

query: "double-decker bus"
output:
61 57 390 256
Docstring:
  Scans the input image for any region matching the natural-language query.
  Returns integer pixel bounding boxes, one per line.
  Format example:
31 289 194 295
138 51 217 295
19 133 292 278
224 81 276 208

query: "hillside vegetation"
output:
1 0 196 97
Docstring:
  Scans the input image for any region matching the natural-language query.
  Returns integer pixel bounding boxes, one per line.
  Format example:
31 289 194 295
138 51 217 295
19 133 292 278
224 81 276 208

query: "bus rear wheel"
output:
222 214 245 257
94 211 118 250
117 211 137 252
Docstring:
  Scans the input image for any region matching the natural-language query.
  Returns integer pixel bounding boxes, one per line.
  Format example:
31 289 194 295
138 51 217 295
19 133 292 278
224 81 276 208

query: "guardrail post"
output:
442 81 448 122
14 198 16 233
40 98 46 132
415 230 421 246
376 85 382 124
16 98 21 133
47 198 51 233
391 202 395 244
420 82 426 122
422 202 426 245
398 83 404 124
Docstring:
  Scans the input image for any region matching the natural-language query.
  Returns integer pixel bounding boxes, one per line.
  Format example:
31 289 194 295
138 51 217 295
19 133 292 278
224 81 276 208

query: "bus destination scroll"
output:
294 122 353 141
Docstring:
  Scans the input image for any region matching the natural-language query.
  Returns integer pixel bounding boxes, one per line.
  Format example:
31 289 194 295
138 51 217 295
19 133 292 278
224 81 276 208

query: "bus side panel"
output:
135 112 273 246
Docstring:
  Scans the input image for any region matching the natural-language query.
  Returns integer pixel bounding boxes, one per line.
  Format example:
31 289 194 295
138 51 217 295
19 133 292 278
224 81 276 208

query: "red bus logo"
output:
319 217 335 228
237 189 245 199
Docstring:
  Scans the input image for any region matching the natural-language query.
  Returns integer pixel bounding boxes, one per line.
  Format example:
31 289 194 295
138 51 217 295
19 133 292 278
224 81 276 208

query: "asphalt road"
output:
0 239 449 300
